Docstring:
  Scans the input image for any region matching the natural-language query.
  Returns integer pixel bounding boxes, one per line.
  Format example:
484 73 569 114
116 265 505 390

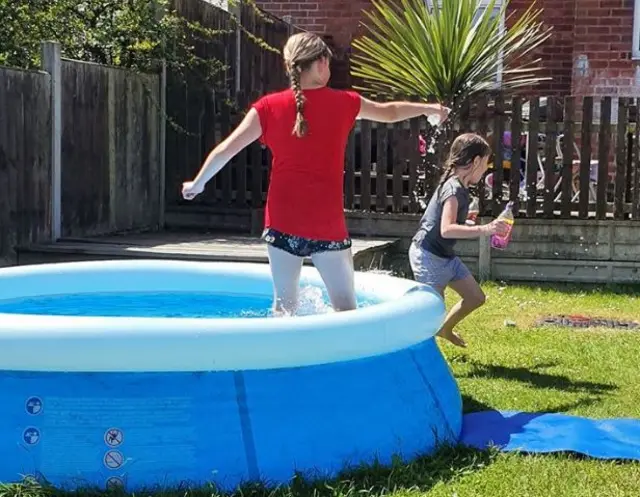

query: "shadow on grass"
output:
462 393 494 414
460 361 617 395
1 446 498 497
463 391 600 416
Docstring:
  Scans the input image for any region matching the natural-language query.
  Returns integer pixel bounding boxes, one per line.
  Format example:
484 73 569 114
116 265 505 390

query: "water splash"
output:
413 116 444 209
364 268 394 276
427 114 441 127
296 285 333 316
426 114 442 153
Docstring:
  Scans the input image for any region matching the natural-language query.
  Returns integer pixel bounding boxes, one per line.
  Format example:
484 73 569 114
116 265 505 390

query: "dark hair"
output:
439 133 492 186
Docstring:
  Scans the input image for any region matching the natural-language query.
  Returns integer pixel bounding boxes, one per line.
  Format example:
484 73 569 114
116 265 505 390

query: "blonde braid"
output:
282 32 332 139
289 65 308 138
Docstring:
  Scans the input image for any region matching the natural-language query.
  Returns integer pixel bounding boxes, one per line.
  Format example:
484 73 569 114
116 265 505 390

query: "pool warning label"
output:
104 428 124 447
106 476 124 490
25 397 43 416
23 427 40 445
103 450 124 470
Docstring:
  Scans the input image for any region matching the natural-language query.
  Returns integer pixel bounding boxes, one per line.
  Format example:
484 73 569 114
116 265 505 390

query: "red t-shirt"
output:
252 87 361 241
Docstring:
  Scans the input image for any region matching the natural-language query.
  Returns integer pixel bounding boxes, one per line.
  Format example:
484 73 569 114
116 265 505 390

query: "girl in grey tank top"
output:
409 133 510 348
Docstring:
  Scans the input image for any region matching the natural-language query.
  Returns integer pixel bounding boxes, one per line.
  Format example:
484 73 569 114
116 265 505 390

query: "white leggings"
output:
267 245 357 314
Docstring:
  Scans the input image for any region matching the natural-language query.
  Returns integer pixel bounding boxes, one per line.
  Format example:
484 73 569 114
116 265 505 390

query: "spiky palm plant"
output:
351 0 552 107
351 0 552 208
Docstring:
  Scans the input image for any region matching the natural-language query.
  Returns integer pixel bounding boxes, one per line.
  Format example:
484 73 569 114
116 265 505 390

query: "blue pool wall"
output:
0 339 462 490
0 261 462 491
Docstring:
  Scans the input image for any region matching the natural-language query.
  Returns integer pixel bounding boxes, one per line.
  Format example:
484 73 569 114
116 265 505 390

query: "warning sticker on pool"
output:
106 476 124 490
25 397 43 415
103 450 124 470
23 427 40 445
104 428 123 447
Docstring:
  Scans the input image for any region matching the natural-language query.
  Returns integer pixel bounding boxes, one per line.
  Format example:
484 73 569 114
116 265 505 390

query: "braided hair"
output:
283 33 332 138
289 65 307 137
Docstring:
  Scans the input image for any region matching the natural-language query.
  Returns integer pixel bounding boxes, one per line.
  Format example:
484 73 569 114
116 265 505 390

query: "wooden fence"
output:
0 56 162 263
170 94 640 221
165 0 296 206
61 60 161 236
1 0 297 264
4 0 640 271
0 67 52 265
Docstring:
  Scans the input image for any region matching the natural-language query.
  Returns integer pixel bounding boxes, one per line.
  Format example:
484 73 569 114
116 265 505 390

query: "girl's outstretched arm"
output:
183 108 262 199
357 96 450 124
440 197 507 239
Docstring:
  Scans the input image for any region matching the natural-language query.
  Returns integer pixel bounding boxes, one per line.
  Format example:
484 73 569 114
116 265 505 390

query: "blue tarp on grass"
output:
461 410 640 460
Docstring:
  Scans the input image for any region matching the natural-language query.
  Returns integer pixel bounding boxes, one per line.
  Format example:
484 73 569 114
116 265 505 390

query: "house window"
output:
425 0 504 86
633 0 640 59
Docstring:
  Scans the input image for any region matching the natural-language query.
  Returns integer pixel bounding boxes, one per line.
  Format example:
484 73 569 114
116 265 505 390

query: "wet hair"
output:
282 32 332 137
439 133 492 186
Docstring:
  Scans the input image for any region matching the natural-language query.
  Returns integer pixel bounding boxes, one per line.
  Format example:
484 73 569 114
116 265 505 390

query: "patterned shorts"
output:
408 241 471 292
261 228 352 258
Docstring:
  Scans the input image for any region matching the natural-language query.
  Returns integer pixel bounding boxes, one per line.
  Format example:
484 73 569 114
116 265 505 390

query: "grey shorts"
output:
408 242 471 292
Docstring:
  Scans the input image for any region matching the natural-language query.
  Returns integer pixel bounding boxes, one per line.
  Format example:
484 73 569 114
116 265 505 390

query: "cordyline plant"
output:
350 0 552 207
350 0 552 108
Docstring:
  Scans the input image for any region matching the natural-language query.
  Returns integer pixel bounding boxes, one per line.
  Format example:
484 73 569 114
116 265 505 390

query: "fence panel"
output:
61 60 161 236
0 67 52 265
193 94 640 222
348 96 639 221
165 0 295 209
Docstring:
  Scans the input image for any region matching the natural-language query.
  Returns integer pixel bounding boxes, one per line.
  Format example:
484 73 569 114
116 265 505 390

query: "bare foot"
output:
436 328 468 348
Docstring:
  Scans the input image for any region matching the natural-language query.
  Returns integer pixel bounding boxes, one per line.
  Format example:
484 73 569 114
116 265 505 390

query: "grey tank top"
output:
413 176 470 259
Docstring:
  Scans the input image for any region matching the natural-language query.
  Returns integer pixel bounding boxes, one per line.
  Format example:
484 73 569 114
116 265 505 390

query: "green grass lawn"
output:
2 283 640 497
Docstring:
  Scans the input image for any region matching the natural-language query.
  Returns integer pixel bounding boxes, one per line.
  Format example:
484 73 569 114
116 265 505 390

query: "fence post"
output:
41 41 62 241
158 62 167 229
231 0 242 94
153 0 167 229
478 220 492 281
107 70 117 229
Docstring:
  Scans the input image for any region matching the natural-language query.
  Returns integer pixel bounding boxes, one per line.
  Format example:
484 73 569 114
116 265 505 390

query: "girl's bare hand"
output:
434 104 451 124
182 180 204 200
484 219 510 236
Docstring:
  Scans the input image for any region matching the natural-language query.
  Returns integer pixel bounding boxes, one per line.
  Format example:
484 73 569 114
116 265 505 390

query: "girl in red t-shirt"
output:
182 32 450 315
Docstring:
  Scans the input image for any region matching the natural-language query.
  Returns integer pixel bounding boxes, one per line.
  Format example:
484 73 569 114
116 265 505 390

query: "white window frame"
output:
633 0 640 59
425 0 505 87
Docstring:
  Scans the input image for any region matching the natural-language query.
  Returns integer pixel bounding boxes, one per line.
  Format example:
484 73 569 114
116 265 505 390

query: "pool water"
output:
0 287 379 318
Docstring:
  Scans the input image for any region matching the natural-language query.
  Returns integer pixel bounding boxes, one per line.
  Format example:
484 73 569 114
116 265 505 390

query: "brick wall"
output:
572 0 640 97
255 0 640 97
254 0 372 87
507 0 575 95
253 0 370 45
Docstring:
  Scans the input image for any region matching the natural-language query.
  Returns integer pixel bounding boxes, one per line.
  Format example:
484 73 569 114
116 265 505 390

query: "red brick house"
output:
254 0 640 98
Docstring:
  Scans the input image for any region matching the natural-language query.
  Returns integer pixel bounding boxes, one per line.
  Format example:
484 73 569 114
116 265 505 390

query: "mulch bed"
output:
536 315 639 330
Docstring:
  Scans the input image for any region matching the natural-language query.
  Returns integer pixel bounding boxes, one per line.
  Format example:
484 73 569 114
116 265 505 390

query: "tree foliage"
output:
0 0 270 89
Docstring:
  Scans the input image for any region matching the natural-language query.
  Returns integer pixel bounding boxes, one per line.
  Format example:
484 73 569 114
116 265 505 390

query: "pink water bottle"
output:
490 201 515 250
